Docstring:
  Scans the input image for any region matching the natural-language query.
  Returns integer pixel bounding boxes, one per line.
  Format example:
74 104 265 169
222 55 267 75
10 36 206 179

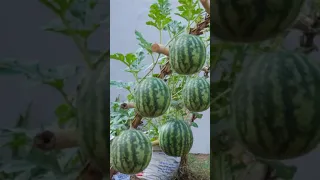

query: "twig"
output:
120 103 135 109
200 0 210 14
151 43 169 56
33 129 78 151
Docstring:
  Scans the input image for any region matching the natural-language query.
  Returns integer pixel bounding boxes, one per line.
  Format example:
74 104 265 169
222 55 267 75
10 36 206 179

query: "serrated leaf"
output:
145 0 172 30
0 59 81 88
135 31 152 53
175 0 203 22
110 81 133 91
55 104 75 127
164 20 185 36
43 18 99 38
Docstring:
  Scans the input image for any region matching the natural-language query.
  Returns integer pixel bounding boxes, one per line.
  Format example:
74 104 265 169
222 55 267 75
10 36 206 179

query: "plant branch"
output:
33 129 78 151
200 0 210 15
120 102 135 109
151 43 169 56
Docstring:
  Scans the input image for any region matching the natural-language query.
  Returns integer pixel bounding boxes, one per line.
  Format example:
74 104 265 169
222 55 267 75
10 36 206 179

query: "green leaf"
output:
0 59 81 86
193 112 203 119
110 52 137 67
110 80 134 91
125 48 147 74
43 18 99 38
164 20 185 36
54 104 75 127
191 122 198 128
145 0 172 30
135 31 152 53
175 0 203 22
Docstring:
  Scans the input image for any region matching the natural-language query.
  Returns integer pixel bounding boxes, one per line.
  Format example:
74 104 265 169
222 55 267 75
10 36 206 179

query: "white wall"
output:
110 0 210 154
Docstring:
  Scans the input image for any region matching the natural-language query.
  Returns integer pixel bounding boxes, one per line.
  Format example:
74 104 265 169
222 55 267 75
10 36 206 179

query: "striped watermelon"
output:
183 77 210 112
110 129 152 174
159 120 193 157
76 63 109 174
134 77 171 117
211 0 305 43
230 50 320 160
169 34 206 75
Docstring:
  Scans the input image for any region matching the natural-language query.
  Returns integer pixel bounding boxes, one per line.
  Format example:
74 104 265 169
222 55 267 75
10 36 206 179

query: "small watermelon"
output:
134 77 171 118
159 120 193 157
169 34 206 75
111 129 152 174
183 77 210 112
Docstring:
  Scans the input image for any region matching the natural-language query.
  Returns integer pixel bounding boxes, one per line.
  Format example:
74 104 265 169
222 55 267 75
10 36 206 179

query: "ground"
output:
187 153 210 179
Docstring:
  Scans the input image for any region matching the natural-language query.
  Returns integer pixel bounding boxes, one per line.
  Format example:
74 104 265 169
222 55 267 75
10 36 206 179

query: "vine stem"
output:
212 88 231 103
59 16 93 70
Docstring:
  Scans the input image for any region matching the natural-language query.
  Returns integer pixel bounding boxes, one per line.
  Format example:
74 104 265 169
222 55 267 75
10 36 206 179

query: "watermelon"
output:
159 120 194 157
169 34 206 75
76 63 109 174
211 0 305 43
134 77 171 117
110 129 152 174
183 77 210 112
230 50 320 160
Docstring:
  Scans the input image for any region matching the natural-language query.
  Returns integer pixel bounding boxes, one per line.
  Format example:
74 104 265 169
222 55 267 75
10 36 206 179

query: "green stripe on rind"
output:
159 120 194 157
211 0 305 42
111 129 152 174
183 77 210 112
76 64 109 175
231 51 320 160
135 77 171 118
169 34 206 75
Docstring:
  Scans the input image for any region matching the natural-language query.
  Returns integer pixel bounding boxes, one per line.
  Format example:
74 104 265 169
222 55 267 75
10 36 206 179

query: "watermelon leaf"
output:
175 0 203 22
164 20 185 36
135 31 152 53
54 104 75 128
145 0 172 30
191 122 198 128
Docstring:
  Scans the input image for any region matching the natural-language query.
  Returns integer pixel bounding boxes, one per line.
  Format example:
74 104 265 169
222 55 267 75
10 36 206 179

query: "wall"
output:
110 0 210 154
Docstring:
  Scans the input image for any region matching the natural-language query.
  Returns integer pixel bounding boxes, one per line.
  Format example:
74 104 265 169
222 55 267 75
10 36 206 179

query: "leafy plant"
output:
110 0 210 179
0 0 107 179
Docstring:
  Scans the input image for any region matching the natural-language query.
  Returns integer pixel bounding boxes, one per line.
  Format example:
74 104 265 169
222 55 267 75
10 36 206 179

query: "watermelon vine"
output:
110 0 210 179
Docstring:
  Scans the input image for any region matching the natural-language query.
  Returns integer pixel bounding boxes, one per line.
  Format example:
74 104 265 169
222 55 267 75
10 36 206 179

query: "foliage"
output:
110 0 209 142
0 0 107 179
